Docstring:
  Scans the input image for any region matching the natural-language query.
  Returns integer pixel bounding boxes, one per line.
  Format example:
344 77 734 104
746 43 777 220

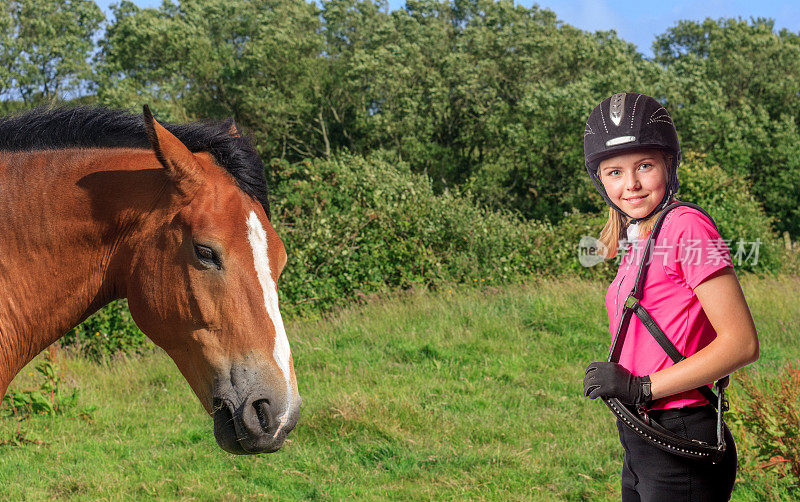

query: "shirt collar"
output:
626 222 640 242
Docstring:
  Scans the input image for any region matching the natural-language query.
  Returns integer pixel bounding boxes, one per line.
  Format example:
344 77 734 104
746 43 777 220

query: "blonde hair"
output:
597 153 675 260
598 197 678 259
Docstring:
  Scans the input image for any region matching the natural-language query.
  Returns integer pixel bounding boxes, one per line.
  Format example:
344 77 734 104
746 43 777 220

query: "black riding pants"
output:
616 404 737 502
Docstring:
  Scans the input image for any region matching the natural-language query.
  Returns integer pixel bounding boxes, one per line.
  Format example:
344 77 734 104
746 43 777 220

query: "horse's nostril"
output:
253 399 271 431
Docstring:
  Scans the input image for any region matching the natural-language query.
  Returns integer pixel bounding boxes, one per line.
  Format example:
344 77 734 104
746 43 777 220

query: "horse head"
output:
124 106 300 454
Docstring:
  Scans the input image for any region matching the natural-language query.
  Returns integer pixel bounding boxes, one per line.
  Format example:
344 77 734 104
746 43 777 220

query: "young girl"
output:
580 92 760 501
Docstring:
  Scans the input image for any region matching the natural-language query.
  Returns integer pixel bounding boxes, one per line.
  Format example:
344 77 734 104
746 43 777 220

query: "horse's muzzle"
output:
211 388 301 454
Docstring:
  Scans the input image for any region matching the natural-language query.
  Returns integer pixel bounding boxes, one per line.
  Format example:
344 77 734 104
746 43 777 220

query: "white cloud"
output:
572 0 618 32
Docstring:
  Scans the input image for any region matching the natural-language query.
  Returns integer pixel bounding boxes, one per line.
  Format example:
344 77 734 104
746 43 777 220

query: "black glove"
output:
582 362 651 406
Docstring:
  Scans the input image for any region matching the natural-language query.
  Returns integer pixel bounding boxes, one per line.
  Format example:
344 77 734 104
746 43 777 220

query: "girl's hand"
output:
583 362 652 406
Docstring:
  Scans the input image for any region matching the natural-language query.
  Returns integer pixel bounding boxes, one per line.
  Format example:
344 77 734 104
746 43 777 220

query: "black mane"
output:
0 105 270 218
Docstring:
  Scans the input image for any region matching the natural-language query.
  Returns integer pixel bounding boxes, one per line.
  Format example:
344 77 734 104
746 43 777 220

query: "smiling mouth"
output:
625 195 647 201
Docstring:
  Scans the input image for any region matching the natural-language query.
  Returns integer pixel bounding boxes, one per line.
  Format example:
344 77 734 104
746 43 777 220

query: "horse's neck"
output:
0 148 164 394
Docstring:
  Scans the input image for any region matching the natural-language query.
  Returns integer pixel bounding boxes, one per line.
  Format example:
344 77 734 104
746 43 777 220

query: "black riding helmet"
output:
584 92 680 224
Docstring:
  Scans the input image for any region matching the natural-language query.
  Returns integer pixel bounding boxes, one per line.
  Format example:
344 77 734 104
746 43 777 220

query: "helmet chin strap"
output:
623 188 674 224
594 178 674 225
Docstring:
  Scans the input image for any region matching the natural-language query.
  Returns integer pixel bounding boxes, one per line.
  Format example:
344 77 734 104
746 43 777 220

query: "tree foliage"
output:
3 0 103 107
96 0 324 158
653 18 800 236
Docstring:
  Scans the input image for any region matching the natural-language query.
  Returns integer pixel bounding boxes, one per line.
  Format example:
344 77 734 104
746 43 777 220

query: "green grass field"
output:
1 276 798 500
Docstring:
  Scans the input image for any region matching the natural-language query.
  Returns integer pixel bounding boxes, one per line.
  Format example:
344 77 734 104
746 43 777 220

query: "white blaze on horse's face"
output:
135 110 300 454
246 210 293 437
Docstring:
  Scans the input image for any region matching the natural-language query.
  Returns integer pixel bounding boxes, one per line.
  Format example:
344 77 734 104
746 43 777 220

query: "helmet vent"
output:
609 92 626 126
606 135 636 146
647 107 673 125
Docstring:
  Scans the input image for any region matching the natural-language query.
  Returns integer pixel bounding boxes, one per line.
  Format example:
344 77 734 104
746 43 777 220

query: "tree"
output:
6 0 104 106
96 0 324 159
0 3 15 104
654 18 800 236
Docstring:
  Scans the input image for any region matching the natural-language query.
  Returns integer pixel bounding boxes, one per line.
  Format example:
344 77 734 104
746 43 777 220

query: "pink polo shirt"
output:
605 206 734 410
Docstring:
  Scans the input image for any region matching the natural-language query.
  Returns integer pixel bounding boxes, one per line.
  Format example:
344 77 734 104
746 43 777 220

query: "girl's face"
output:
598 149 669 221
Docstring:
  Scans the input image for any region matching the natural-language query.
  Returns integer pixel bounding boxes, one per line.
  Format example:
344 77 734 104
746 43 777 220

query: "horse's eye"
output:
194 244 222 269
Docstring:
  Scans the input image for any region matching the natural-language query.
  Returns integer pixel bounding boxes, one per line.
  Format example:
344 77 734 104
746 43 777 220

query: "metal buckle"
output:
625 296 638 309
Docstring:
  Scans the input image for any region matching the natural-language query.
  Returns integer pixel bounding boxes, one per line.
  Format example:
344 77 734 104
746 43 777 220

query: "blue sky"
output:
515 0 800 56
96 0 800 57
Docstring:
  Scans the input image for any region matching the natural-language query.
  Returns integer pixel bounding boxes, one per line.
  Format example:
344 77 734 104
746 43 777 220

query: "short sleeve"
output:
660 209 733 291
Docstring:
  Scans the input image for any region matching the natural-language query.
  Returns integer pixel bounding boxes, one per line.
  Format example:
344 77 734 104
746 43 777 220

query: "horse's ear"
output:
142 105 201 199
224 117 240 137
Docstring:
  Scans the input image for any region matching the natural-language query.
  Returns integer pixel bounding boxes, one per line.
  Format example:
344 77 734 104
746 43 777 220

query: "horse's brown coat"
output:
0 109 300 453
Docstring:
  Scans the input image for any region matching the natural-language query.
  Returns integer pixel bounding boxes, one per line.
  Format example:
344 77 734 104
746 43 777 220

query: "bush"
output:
60 299 152 362
2 358 78 419
729 363 800 485
545 208 619 282
677 151 785 274
271 152 566 314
